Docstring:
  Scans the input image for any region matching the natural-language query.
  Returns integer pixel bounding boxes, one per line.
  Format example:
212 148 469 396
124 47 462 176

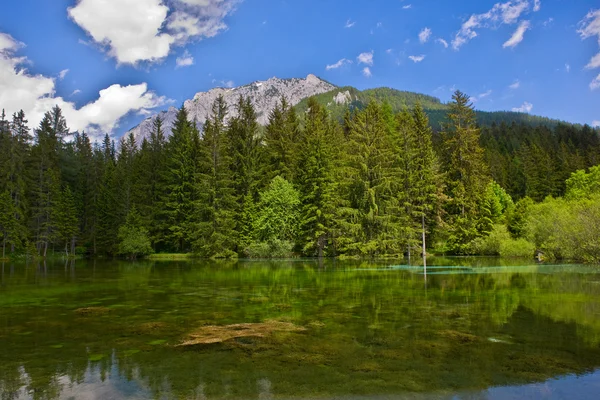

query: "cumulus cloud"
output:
326 58 352 70
512 101 533 113
58 69 70 80
357 51 374 66
362 67 372 78
345 19 356 28
176 50 194 68
533 0 541 12
0 32 167 137
68 0 240 65
509 80 520 89
578 9 600 88
591 73 600 90
221 80 234 88
503 20 530 48
408 55 425 63
419 27 432 43
436 38 449 48
452 0 534 50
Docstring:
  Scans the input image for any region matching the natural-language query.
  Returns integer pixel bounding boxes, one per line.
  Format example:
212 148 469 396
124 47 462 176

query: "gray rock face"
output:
128 74 336 143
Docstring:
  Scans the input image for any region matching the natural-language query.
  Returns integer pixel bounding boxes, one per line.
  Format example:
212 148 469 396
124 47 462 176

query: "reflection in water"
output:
1 258 600 399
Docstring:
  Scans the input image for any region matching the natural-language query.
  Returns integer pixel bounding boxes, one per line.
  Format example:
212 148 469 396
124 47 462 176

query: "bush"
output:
525 196 600 262
245 239 294 259
499 238 535 258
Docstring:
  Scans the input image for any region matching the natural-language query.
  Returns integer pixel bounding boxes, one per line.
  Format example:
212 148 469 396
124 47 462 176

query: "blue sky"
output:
0 0 598 139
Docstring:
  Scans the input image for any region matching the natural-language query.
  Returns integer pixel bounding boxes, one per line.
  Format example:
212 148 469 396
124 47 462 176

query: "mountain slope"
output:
128 76 577 142
128 74 335 143
295 87 570 130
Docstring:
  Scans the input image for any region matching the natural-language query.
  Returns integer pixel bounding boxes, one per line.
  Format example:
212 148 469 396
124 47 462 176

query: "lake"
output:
1 258 600 399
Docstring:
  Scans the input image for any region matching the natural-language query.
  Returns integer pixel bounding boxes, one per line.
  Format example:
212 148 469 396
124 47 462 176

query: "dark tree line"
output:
0 91 599 259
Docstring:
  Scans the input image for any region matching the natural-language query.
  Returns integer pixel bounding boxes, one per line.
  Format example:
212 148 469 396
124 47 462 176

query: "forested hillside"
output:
295 87 572 130
0 91 599 260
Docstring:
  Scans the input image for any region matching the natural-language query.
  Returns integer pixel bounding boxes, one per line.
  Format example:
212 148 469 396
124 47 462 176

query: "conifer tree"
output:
0 191 18 258
227 96 262 251
340 101 398 256
162 106 198 251
441 91 490 252
297 98 338 257
264 97 301 182
54 186 79 256
194 96 237 257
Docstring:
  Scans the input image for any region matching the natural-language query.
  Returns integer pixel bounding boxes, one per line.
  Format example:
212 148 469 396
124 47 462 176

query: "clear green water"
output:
1 258 600 399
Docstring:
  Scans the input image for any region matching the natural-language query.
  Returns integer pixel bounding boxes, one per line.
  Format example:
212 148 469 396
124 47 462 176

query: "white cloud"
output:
452 0 533 50
408 55 426 63
586 52 600 70
68 0 240 65
419 27 432 43
175 50 194 68
58 69 69 80
221 80 234 88
345 19 356 28
503 20 531 48
592 120 600 128
326 58 352 70
578 9 600 89
436 38 449 48
512 101 533 113
362 67 372 78
402 4 412 9
509 80 520 89
533 0 541 12
71 89 82 96
543 17 554 27
0 32 167 137
566 63 571 73
357 51 374 66
470 90 493 103
386 48 393 54
591 73 600 90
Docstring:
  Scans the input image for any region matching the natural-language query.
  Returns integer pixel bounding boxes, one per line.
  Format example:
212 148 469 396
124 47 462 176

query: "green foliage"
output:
469 224 534 258
525 196 600 262
565 165 600 200
117 208 153 259
253 176 300 243
245 239 294 259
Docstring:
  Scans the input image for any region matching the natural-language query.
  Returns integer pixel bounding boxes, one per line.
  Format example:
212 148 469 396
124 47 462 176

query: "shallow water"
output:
1 257 600 399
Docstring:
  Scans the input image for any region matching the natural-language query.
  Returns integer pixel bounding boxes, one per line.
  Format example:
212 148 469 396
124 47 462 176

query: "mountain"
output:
128 74 335 143
128 75 576 142
294 86 571 130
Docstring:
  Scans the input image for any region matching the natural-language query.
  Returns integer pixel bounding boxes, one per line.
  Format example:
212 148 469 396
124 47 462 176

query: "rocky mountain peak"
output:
128 74 336 143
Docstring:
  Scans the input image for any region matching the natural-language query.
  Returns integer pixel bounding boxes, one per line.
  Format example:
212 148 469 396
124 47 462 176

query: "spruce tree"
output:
264 97 301 182
297 98 338 257
441 91 490 252
194 96 237 257
162 106 198 252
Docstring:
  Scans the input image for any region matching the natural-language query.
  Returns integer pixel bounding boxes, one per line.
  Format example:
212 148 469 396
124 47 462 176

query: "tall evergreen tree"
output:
263 97 301 182
194 96 237 257
297 98 338 257
162 106 198 252
440 91 490 252
227 96 262 251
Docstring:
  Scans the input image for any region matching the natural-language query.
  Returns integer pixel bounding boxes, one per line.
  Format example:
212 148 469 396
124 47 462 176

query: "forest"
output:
0 91 599 261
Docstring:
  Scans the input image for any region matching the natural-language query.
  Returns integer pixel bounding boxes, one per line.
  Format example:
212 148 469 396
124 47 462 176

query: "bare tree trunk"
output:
407 243 411 265
422 214 427 281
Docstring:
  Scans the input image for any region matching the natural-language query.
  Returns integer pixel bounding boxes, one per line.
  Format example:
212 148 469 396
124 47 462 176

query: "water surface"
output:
1 258 600 399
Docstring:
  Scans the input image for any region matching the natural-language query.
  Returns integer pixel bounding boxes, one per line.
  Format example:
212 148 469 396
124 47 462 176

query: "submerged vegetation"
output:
1 259 600 399
0 90 599 261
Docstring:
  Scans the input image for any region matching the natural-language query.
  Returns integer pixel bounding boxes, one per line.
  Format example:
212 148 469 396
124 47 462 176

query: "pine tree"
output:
162 106 198 252
441 91 490 252
264 97 301 182
227 96 263 251
54 186 79 256
297 98 338 257
0 191 18 258
340 101 398 257
194 96 237 257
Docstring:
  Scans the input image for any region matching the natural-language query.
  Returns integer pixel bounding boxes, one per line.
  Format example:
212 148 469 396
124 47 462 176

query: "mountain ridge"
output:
128 75 582 142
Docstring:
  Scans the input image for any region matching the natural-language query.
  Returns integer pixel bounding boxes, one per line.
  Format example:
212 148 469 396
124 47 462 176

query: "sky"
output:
0 0 599 140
